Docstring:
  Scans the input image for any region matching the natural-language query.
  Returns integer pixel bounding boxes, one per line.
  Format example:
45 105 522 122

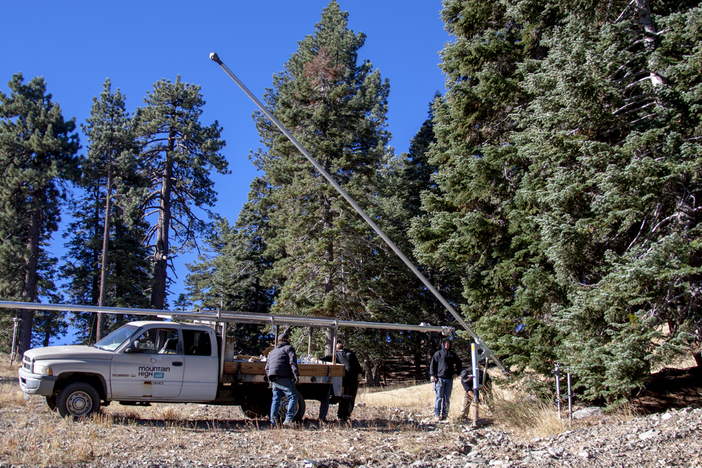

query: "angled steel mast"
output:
209 52 508 374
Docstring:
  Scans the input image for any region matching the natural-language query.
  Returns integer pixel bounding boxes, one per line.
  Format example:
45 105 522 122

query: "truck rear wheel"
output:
241 400 271 419
278 391 306 422
57 382 100 419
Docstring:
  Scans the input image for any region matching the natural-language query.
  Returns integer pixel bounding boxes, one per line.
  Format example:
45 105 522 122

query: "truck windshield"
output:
92 324 139 351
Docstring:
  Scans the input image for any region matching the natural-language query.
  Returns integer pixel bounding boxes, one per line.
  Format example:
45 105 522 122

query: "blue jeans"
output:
434 377 453 419
270 377 298 425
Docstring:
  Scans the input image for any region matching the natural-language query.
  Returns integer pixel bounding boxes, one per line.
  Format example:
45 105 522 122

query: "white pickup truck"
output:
11 303 453 421
19 319 343 420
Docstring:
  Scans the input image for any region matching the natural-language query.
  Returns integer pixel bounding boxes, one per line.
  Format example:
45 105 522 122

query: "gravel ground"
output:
1 376 701 468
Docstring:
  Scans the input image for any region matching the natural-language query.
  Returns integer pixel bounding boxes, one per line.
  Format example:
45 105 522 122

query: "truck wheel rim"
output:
67 391 92 416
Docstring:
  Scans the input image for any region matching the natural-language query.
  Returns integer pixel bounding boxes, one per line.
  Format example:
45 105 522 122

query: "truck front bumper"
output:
18 367 57 396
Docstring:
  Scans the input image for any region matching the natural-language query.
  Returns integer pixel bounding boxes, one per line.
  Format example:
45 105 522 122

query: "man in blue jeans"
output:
265 333 300 427
429 338 462 421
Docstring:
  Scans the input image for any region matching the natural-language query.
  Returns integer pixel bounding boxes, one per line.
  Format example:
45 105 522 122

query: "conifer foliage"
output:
61 79 151 343
252 1 390 329
136 77 228 310
416 0 702 401
0 74 79 354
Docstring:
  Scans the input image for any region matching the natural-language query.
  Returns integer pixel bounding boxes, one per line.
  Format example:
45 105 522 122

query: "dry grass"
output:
0 350 674 466
357 379 482 420
0 354 20 378
486 383 567 438
358 375 573 439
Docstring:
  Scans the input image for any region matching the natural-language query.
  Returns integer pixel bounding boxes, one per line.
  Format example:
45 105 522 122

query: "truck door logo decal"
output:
138 366 171 378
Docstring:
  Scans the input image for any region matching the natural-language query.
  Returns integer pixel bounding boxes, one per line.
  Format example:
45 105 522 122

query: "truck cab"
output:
19 321 220 418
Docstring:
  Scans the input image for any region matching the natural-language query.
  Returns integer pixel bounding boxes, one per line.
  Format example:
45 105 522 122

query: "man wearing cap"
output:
429 338 462 421
265 333 300 427
320 341 363 421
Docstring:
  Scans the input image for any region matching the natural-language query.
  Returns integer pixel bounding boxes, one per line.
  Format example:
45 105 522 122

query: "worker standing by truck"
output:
320 341 363 421
265 333 300 427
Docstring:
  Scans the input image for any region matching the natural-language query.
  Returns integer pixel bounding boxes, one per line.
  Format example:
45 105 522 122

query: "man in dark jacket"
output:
320 342 363 421
265 333 300 427
429 338 462 421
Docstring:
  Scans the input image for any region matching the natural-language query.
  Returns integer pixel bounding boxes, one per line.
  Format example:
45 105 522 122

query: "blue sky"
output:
1 1 451 307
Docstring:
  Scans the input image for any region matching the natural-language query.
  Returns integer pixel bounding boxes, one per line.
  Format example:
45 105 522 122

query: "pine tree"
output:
186 178 275 313
136 76 228 310
252 1 390 340
381 99 466 379
0 73 79 354
419 0 702 401
185 178 275 354
61 79 151 343
410 0 569 374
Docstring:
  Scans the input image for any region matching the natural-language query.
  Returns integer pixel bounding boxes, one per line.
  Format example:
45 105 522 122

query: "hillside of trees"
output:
1 0 700 403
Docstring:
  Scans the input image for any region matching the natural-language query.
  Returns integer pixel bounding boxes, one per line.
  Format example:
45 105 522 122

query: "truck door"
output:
179 328 218 401
110 326 184 400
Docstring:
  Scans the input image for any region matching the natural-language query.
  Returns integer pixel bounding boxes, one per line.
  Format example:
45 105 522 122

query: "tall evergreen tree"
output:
136 76 228 310
416 0 701 401
410 0 567 374
186 178 276 354
252 1 390 358
377 99 466 379
0 73 79 354
514 3 702 401
61 79 151 343
186 177 275 313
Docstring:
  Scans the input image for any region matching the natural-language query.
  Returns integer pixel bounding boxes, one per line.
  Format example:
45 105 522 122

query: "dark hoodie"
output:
429 343 462 379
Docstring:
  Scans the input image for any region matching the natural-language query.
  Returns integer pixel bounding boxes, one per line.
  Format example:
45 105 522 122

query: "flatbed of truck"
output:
223 360 345 377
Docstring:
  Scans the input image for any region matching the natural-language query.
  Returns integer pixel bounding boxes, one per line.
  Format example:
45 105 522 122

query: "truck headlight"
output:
34 364 53 376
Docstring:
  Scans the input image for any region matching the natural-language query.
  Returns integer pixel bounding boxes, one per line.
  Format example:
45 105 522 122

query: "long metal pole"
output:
10 317 20 366
553 363 562 419
471 343 479 426
208 52 508 375
0 301 454 335
567 371 573 422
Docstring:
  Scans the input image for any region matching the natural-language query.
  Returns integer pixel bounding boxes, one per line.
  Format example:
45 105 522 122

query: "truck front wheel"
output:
46 394 57 411
57 382 100 419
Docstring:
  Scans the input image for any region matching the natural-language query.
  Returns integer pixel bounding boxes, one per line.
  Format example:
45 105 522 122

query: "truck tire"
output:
57 382 100 419
46 395 57 411
241 400 271 419
278 391 306 422
294 393 306 422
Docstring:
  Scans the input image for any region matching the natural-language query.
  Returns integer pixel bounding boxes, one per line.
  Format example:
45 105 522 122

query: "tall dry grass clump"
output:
0 354 20 379
488 383 567 438
0 380 26 409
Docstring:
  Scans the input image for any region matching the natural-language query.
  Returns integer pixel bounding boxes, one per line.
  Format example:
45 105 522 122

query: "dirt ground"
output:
1 357 700 467
629 365 702 414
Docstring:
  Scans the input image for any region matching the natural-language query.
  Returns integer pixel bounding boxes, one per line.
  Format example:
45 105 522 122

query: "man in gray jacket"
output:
265 333 300 427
